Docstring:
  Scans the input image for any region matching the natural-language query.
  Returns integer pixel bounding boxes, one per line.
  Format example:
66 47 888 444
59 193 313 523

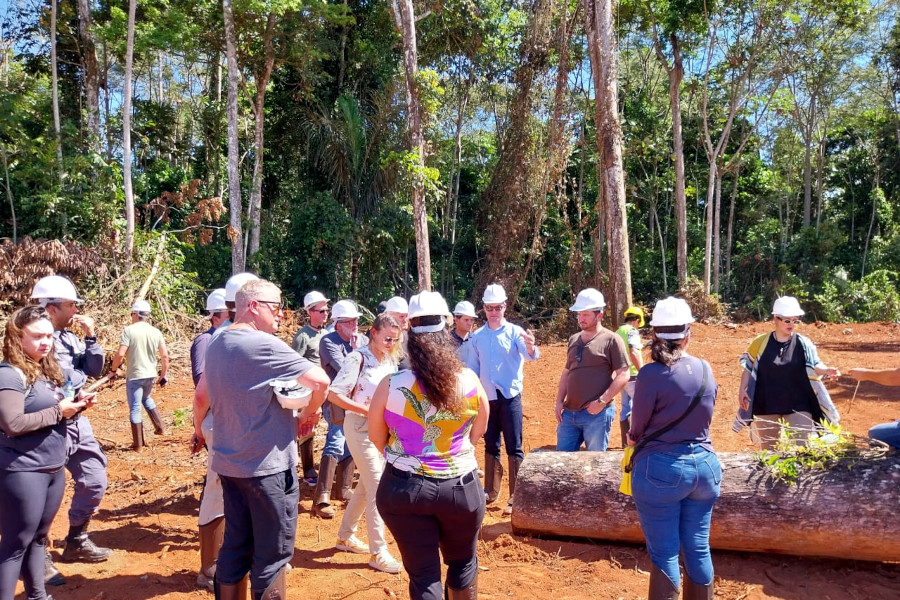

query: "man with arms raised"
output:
199 279 329 599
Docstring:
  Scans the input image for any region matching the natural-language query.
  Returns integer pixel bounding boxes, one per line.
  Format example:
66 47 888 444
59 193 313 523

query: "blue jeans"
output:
321 403 351 460
217 469 299 593
126 377 157 424
556 402 615 451
631 444 722 588
377 465 485 600
870 420 900 449
620 380 635 422
484 393 524 460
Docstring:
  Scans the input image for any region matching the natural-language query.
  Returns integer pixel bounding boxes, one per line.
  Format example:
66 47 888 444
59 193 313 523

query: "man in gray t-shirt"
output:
198 279 329 599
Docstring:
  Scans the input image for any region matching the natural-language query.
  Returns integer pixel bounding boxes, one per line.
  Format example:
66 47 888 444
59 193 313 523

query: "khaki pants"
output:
338 412 388 553
751 411 815 450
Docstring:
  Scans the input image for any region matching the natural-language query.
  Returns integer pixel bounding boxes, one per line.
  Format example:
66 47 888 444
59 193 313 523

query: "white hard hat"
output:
409 291 450 333
453 301 476 318
205 288 227 312
649 297 694 333
224 272 259 302
772 296 805 317
569 288 606 312
384 296 409 314
303 290 329 309
131 299 152 314
482 284 507 304
331 300 362 320
31 275 82 303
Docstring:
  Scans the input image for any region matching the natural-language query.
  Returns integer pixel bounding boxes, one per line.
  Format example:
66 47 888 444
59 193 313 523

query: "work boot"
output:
253 565 286 600
60 519 112 563
683 577 714 600
130 422 144 451
446 573 478 599
148 408 166 435
215 574 249 600
620 418 631 448
503 456 523 516
44 550 65 586
648 565 679 600
483 453 503 504
312 455 338 518
198 516 226 591
299 438 317 485
334 456 355 501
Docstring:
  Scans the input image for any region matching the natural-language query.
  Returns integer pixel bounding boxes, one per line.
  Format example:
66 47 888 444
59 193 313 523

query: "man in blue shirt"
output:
466 284 539 515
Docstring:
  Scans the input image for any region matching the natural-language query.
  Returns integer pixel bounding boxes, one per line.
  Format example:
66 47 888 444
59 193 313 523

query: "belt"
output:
387 463 477 485
63 412 82 425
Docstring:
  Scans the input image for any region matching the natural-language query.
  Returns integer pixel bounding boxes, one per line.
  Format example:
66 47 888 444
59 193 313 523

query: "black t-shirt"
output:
0 366 67 471
752 334 817 416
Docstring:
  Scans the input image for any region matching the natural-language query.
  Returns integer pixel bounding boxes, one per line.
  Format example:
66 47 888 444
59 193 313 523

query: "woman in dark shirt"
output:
0 306 89 600
627 297 720 600
737 296 840 449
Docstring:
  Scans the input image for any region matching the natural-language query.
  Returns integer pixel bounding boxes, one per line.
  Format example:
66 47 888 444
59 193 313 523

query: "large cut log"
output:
511 450 900 562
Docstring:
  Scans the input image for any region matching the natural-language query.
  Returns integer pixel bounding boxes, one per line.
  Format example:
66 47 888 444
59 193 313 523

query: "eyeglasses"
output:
309 308 328 314
257 300 285 314
382 337 399 343
484 305 504 312
775 316 801 325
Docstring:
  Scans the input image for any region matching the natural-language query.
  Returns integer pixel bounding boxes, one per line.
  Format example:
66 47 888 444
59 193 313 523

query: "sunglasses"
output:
576 339 585 363
484 305 504 312
382 337 399 343
309 308 328 314
257 300 285 314
775 316 801 325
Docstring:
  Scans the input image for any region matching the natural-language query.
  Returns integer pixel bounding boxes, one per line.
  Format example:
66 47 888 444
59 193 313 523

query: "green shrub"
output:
813 270 900 322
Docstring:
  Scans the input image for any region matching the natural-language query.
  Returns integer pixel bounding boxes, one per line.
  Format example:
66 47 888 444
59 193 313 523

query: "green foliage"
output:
172 407 190 429
814 270 900 323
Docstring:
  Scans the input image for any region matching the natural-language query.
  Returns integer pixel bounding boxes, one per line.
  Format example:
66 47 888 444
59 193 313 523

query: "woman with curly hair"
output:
0 306 92 600
369 291 489 600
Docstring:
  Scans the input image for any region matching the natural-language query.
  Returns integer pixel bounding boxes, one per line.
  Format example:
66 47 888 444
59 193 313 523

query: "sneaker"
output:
335 535 368 555
369 550 402 574
303 475 317 487
196 569 214 592
503 500 513 516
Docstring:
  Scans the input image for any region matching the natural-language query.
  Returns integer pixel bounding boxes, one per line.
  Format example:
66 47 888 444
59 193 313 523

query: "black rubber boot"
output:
312 455 338 518
44 550 65 586
620 418 631 448
215 574 249 600
198 516 226 590
648 564 679 600
130 422 144 451
299 437 317 482
683 576 714 600
148 408 166 435
483 453 503 504
60 519 112 563
252 565 287 600
334 456 355 501
503 456 523 515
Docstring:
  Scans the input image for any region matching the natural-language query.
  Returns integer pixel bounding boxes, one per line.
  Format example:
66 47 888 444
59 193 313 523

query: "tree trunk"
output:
725 167 739 290
50 0 63 180
814 136 826 233
392 0 431 291
586 0 631 326
1 142 15 244
123 0 137 262
802 92 817 228
247 14 276 260
712 172 722 294
75 0 101 153
223 0 244 274
668 45 688 287
702 164 716 294
511 451 900 563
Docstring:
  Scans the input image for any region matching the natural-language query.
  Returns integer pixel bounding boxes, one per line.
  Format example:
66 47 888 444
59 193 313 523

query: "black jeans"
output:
0 468 65 600
377 464 485 600
217 469 299 593
484 392 524 460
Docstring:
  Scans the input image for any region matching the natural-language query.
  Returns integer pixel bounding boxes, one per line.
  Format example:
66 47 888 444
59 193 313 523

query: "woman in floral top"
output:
370 291 489 600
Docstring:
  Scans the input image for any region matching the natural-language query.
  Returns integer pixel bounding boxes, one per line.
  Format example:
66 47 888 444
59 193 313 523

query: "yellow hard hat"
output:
624 306 645 327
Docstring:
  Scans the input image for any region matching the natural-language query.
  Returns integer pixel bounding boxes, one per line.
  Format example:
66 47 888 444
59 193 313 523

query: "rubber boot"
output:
215 574 249 600
299 438 317 484
44 550 65 586
503 456 523 515
683 577 714 600
60 519 112 563
148 408 166 435
334 456 355 501
620 418 631 448
253 565 286 600
648 565 679 600
131 422 145 451
483 453 503 504
198 517 226 591
312 455 338 518
446 573 478 599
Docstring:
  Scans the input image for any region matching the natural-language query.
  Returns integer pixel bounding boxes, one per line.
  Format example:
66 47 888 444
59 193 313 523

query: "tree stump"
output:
510 450 900 562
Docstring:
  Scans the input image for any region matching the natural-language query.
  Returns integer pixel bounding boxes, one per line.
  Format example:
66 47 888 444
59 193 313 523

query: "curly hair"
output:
406 315 465 414
3 305 65 386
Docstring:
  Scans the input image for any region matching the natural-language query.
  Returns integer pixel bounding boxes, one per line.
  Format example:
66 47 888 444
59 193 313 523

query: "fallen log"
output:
510 450 900 562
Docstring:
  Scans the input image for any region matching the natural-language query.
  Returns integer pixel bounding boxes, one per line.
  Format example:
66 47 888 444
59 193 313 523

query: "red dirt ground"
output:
28 321 900 599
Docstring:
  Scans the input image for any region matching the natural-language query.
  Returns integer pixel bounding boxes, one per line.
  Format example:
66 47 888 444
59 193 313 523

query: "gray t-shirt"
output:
0 366 67 471
205 327 313 478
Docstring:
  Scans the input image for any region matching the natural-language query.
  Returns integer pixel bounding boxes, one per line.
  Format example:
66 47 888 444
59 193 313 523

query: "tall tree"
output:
390 0 431 291
587 0 632 322
50 0 62 179
75 0 101 152
122 0 137 261
223 0 244 273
